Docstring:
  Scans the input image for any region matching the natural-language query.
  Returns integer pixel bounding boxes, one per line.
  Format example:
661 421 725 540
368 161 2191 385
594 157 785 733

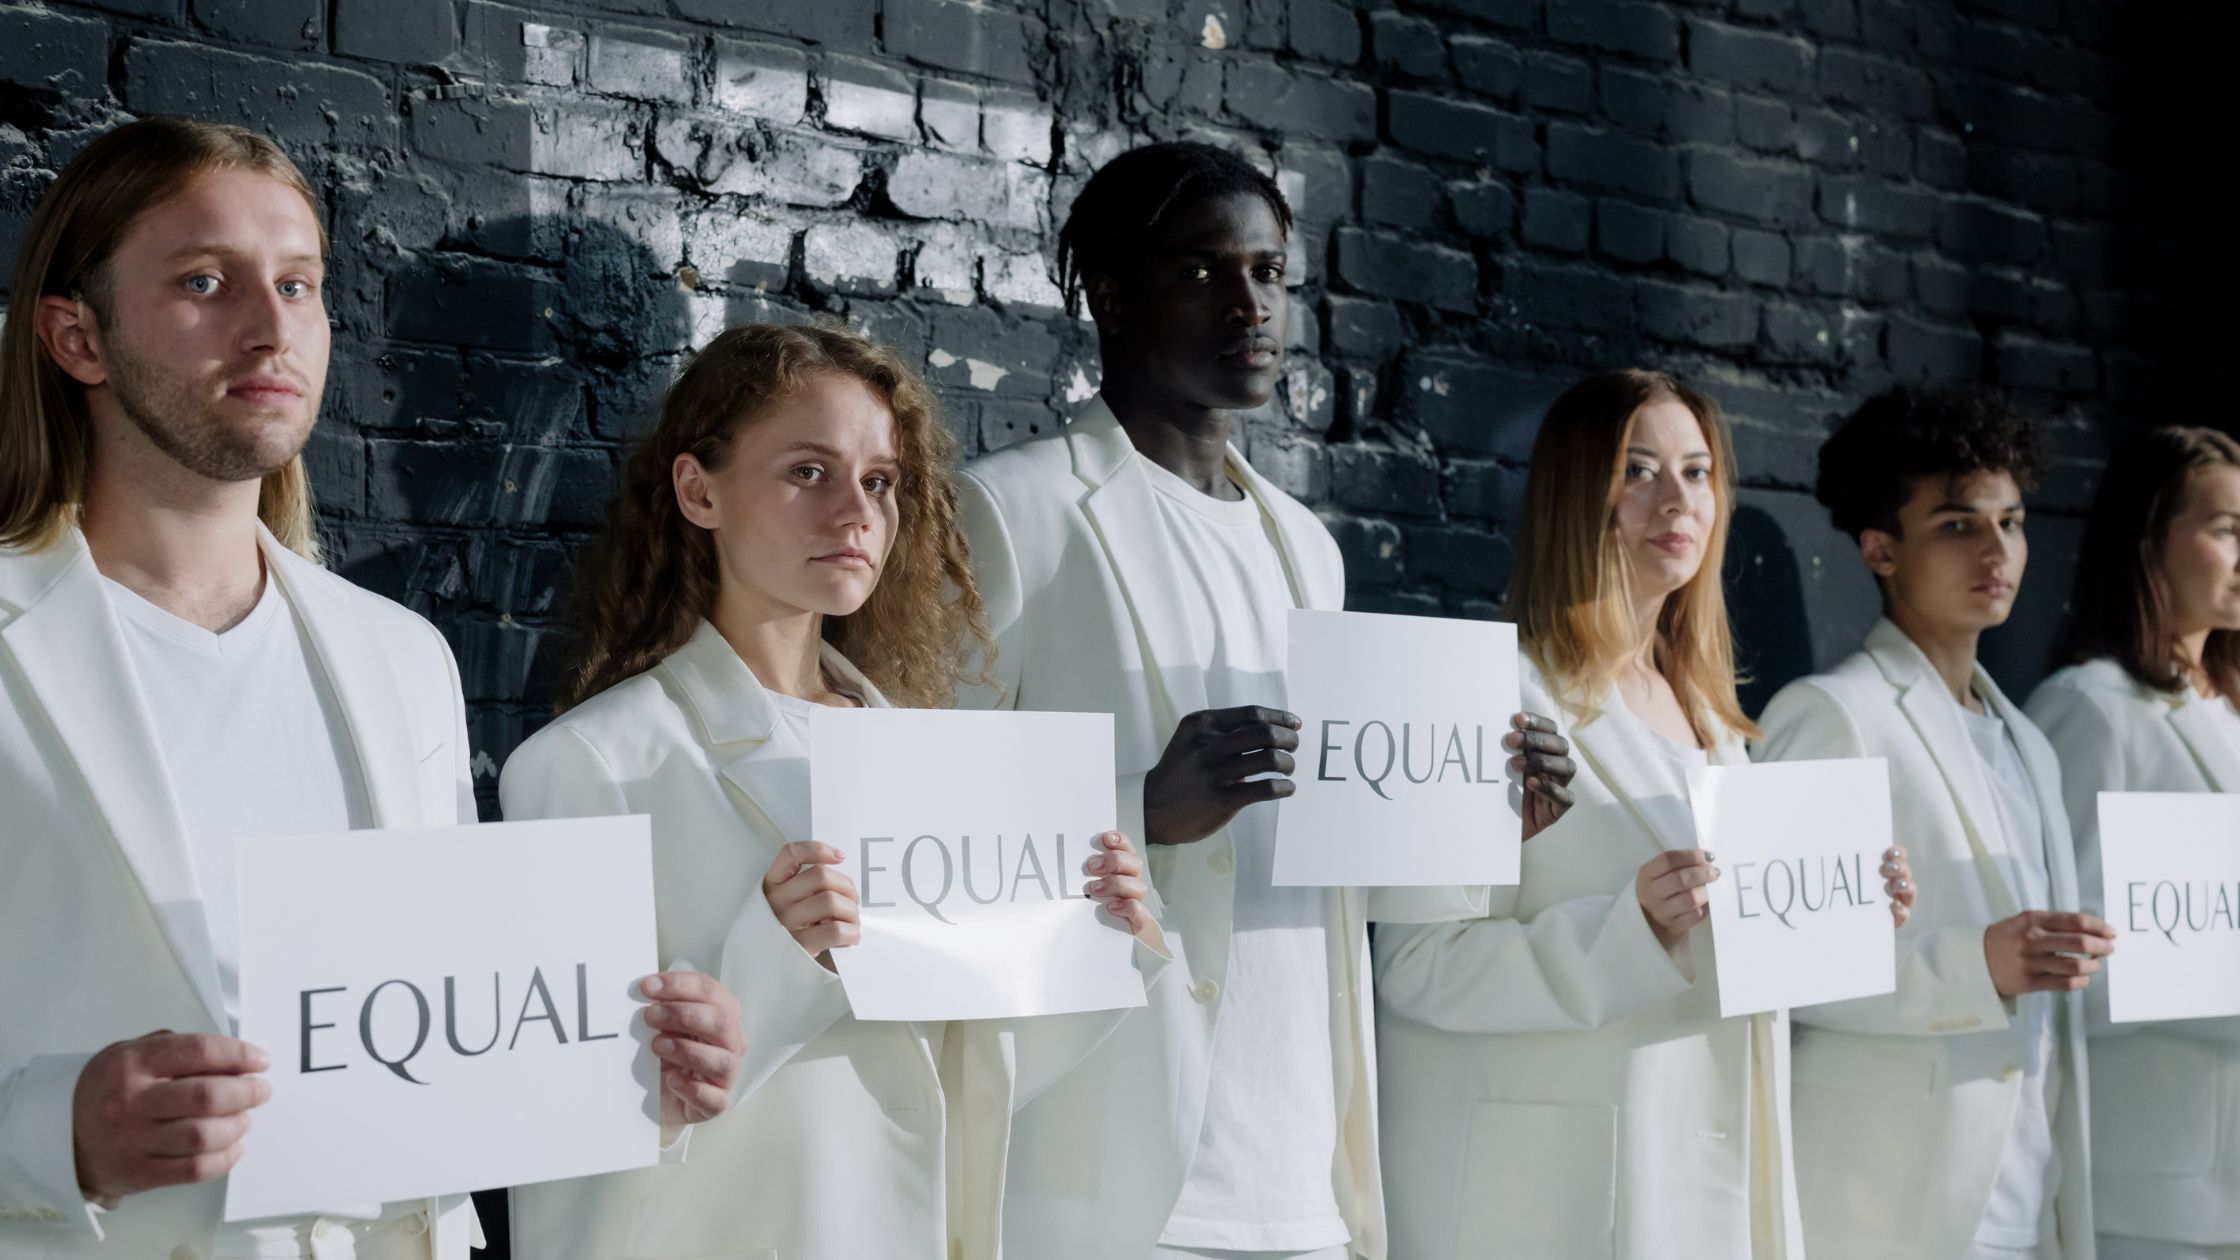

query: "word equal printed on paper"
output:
1274 609 1523 887
227 816 660 1222
1693 758 1897 1018
2098 791 2240 1023
810 708 1147 1022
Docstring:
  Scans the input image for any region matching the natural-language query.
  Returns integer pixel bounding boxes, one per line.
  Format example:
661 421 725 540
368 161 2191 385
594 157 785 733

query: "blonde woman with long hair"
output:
499 322 1164 1259
1374 369 1915 1259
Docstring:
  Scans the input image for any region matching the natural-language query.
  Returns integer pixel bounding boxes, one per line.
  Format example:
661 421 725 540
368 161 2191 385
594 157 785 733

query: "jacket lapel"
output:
0 532 226 1030
262 530 418 828
2168 696 2240 793
1068 398 1212 728
1867 619 2021 917
1230 454 1339 612
661 622 890 843
1567 691 1738 856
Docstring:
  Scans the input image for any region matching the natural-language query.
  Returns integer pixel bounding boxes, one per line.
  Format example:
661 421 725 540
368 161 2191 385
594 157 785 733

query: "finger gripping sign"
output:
1693 758 1897 1018
1275 609 1523 887
811 708 1147 1022
2098 792 2240 1023
227 816 659 1222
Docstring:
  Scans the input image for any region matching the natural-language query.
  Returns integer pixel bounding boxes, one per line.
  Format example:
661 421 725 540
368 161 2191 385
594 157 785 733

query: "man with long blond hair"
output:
0 117 741 1259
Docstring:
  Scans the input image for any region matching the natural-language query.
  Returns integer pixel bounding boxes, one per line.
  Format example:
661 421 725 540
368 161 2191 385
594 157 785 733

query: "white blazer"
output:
499 621 1165 1260
1376 661 1803 1260
2027 658 2240 1246
956 396 1478 1260
1756 618 2095 1260
0 526 480 1259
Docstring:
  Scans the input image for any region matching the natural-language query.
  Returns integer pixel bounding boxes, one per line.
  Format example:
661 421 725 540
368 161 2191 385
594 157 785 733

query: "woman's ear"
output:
673 453 720 530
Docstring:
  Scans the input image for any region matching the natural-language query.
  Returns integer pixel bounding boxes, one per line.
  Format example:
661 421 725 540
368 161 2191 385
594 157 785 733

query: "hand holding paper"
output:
639 971 744 1125
1982 910 2115 998
762 841 861 969
1143 705 1303 848
71 1031 273 1201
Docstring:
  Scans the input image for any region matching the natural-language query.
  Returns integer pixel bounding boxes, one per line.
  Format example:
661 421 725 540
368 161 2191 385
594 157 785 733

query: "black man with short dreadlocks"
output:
951 140 1576 1260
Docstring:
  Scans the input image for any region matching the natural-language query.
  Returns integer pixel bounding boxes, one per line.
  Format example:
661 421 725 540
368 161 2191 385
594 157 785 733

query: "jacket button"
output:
2000 1064 2021 1082
1191 978 1219 1003
1208 849 1234 876
171 1247 201 1260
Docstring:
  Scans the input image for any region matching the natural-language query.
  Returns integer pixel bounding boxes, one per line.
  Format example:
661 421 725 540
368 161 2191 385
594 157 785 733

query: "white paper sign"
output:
1694 759 1896 1018
226 817 660 1222
1274 609 1522 887
810 709 1145 1022
2098 791 2240 1023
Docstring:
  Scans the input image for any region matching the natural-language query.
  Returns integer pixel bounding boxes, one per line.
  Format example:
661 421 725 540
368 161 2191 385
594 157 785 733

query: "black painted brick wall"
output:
4 0 2230 799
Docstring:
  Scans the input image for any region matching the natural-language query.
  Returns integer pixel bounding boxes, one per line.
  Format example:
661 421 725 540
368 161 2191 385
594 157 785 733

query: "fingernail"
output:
1703 852 1716 863
642 976 663 996
654 1036 674 1054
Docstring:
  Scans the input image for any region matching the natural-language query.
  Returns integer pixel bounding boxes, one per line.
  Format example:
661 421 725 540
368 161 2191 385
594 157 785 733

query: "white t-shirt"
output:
2190 689 2240 760
105 574 377 1258
1959 698 2064 1252
1142 458 1350 1253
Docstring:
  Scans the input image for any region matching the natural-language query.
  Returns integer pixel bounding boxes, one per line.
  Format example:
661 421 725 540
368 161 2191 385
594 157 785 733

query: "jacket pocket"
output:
1791 1038 1938 1096
1452 1100 1617 1259
2095 1033 2219 1177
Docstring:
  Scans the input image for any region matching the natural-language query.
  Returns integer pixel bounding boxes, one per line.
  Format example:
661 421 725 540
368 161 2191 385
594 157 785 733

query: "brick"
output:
1278 358 1337 431
1664 82 1735 145
1332 227 1479 313
822 57 916 140
1817 175 1938 240
1762 301 1836 363
1388 92 1537 171
1937 197 2046 265
1522 188 1589 254
1638 279 1759 350
1970 269 2077 332
803 223 900 295
1328 515 1406 589
0 6 106 94
1360 156 1441 231
1666 215 1730 277
1596 199 1664 265
368 439 611 530
1801 0 1858 37
1913 257 1971 317
1399 350 1575 460
982 91 1052 163
1370 11 1445 78
335 0 456 64
924 305 1059 396
1280 145 1351 224
1324 294 1405 359
1597 67 1664 134
1409 524 1511 595
1509 257 1636 334
1247 427 1332 501
1914 129 1967 189
1995 333 2096 394
683 210 791 291
588 29 692 105
1688 150 1813 227
1449 179 1515 238
885 0 1043 86
1885 313 1983 383
1818 47 1933 118
652 119 862 204
1290 0 1361 66
1450 35 1521 101
1547 122 1681 200
1442 458 1524 523
1524 52 1594 114
1225 61 1375 143
192 0 320 50
1331 443 1440 515
126 39 393 148
1414 0 1536 28
1687 19 1814 94
919 79 979 150
672 0 872 48
1731 228 1791 285
1547 0 1681 59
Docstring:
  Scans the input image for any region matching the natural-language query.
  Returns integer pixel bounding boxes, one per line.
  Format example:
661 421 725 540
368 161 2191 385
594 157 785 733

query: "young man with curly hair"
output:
1755 385 2115 1260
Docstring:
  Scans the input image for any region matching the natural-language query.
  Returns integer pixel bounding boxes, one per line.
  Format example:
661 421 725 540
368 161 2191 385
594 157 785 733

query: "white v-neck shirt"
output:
1138 457 1349 1253
1958 697 2063 1252
105 573 375 1257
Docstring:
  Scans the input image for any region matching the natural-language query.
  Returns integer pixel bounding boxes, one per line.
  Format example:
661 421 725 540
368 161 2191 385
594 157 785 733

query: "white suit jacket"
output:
1756 618 2095 1260
2027 658 2240 1246
1376 660 1802 1260
956 396 1478 1260
0 526 480 1259
500 621 1165 1260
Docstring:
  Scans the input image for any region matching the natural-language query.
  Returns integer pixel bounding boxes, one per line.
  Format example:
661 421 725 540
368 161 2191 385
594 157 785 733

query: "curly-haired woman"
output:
498 323 1164 1260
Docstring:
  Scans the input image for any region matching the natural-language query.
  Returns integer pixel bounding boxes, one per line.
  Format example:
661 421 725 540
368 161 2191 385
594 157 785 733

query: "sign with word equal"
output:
227 816 659 1222
810 708 1147 1022
1693 758 1897 1018
1275 609 1523 887
2099 791 2240 1023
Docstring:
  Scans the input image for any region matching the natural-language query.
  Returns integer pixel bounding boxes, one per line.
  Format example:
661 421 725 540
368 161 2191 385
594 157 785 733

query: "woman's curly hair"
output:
558 322 994 711
1814 384 2047 539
